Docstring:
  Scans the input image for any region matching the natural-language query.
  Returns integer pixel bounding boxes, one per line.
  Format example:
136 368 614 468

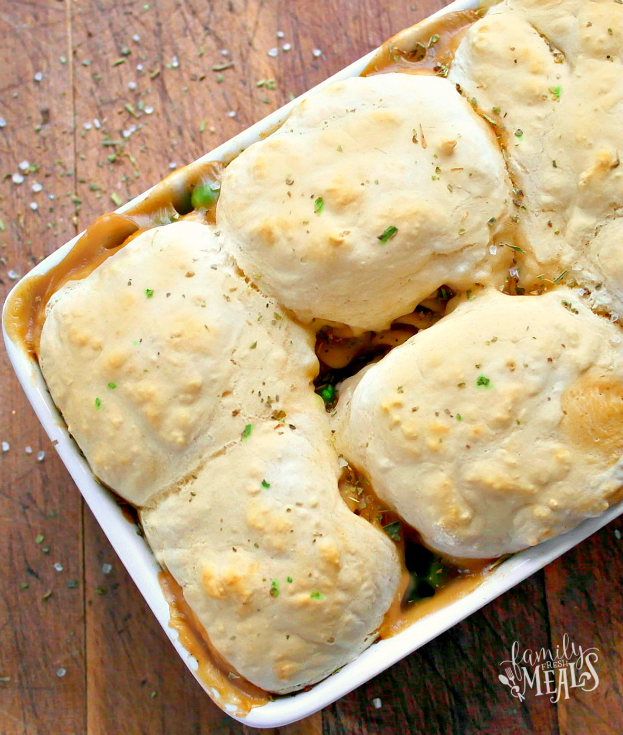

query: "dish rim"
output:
4 0 623 726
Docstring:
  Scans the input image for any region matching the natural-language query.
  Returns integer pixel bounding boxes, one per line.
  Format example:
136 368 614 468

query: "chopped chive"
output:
553 269 568 284
286 577 293 583
314 197 324 215
35 534 44 544
95 397 102 410
377 226 398 244
110 192 122 206
107 382 117 389
310 591 324 600
261 480 270 488
476 375 491 388
145 288 154 298
242 424 253 441
270 579 279 597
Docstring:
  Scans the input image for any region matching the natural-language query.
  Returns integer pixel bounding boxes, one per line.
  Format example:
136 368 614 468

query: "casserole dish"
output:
4 0 623 726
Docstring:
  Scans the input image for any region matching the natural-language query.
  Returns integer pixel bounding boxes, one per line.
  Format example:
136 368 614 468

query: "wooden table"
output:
1 1 622 732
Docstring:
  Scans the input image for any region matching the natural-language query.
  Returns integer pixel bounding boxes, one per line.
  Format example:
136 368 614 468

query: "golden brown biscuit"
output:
334 289 623 558
218 73 512 331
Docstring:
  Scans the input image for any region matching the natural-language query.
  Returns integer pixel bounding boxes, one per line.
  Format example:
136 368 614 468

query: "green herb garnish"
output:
318 384 335 404
145 288 154 298
314 197 324 215
95 397 102 410
378 226 398 244
270 579 279 597
261 479 270 488
476 375 491 388
553 269 568 284
382 521 402 541
242 424 253 441
107 382 117 389
310 591 325 600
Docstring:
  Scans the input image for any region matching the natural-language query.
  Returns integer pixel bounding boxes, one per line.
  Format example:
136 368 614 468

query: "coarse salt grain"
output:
29 202 38 211
11 173 24 185
144 106 154 114
267 47 278 58
220 49 229 56
132 34 141 42
509 267 519 278
0 117 6 127
312 48 322 57
611 313 619 323
227 110 237 118
34 72 43 82
7 270 19 281
277 30 285 38
93 118 101 129
136 63 144 72
37 451 45 462
615 529 621 540
18 160 30 171
169 162 177 169
32 182 43 192
489 244 497 255
25 446 33 455
282 43 291 52
128 81 137 90
83 121 92 130
2 442 9 453
171 55 179 68
56 668 66 678
102 563 113 574
372 697 382 709
54 562 63 572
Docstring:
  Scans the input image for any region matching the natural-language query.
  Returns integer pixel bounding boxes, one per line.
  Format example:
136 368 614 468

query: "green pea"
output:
191 181 220 210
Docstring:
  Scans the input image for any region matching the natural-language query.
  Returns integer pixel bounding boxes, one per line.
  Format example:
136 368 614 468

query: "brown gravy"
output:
159 571 270 715
362 9 481 78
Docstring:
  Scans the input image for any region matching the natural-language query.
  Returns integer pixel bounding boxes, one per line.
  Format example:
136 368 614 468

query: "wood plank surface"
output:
1 0 622 733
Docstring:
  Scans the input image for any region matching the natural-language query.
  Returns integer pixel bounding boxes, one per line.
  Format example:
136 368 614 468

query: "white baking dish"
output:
4 0 623 726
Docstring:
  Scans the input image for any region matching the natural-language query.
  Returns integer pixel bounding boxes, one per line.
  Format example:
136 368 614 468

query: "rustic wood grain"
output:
546 518 623 735
2 0 623 733
0 1 85 734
